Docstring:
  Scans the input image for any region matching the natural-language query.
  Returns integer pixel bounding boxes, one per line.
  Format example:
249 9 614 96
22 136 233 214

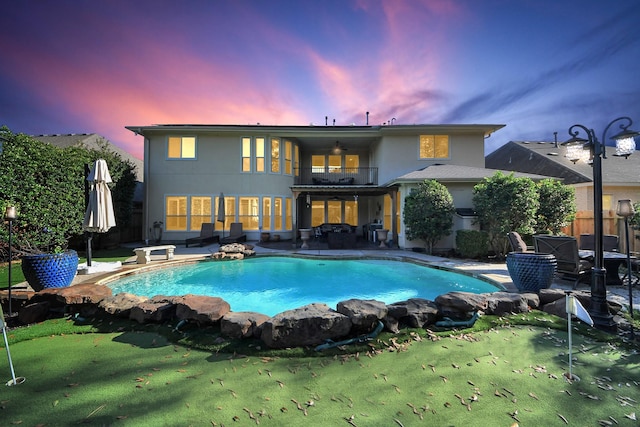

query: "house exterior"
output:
486 140 640 251
126 123 554 250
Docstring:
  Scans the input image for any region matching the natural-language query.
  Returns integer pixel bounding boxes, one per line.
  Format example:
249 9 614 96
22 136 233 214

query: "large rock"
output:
99 292 148 317
485 292 529 316
34 284 112 306
260 303 352 349
129 295 177 324
18 301 50 324
386 298 439 328
336 299 388 331
538 288 567 305
435 292 489 317
221 311 270 339
174 294 231 324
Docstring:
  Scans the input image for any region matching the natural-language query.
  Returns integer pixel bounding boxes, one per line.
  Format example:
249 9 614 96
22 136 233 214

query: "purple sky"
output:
1 0 639 160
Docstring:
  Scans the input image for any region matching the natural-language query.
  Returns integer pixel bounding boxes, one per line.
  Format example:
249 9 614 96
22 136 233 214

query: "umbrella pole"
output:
86 232 93 267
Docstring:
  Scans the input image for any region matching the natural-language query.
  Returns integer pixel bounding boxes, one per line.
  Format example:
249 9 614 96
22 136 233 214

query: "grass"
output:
2 248 640 425
1 312 639 426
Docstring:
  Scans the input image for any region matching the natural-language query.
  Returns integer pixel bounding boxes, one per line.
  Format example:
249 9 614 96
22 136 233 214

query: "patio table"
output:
579 250 636 286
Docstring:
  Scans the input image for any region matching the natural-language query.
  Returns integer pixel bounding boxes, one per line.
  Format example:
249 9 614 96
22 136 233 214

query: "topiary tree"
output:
472 172 539 257
403 179 455 254
536 178 576 235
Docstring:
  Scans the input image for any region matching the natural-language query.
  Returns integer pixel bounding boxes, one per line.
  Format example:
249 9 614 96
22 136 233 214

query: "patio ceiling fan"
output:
331 141 348 154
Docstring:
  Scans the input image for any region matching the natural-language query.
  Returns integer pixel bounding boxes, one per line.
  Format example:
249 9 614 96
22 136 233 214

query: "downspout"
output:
390 188 398 248
143 136 150 244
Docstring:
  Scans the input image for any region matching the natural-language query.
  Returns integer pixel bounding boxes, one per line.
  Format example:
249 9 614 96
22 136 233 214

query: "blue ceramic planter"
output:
21 250 79 292
506 252 557 292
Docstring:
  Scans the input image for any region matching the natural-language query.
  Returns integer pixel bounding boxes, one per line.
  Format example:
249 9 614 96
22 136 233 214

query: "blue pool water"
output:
108 257 499 316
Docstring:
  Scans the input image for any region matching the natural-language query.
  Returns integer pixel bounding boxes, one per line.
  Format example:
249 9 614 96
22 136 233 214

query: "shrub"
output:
455 230 489 258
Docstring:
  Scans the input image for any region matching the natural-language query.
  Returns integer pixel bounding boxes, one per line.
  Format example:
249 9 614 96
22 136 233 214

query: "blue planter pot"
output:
21 250 79 292
506 252 557 292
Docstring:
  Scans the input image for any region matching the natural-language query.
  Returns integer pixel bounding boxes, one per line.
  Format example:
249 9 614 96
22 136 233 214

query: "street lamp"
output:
617 199 636 338
4 206 17 318
562 117 639 332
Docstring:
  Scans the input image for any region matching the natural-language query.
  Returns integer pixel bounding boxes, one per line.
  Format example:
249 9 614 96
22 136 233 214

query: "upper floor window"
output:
242 137 252 172
271 138 280 173
168 136 196 159
284 140 293 175
256 137 265 172
419 135 449 159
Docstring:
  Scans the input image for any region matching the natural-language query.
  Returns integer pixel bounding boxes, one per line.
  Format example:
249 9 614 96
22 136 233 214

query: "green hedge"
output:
455 229 489 258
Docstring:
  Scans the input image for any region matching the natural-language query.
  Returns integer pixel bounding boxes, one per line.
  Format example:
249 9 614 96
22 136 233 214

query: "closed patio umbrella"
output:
217 193 225 239
83 159 116 266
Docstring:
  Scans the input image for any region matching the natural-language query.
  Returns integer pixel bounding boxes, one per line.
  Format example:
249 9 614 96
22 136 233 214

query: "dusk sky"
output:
2 0 639 160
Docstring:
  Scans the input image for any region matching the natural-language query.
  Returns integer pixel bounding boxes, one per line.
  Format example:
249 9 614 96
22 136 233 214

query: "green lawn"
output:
1 313 639 426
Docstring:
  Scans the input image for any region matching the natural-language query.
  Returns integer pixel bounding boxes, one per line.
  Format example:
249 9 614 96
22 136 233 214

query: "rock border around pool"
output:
11 285 622 349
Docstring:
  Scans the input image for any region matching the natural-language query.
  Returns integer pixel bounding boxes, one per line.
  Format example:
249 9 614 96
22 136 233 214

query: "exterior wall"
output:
375 131 486 184
145 131 296 243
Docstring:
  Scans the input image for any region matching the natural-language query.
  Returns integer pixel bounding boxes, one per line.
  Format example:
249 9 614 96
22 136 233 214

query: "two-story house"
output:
126 123 550 250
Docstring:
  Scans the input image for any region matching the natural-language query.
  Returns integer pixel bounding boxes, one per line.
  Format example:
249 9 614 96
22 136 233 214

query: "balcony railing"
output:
294 167 378 186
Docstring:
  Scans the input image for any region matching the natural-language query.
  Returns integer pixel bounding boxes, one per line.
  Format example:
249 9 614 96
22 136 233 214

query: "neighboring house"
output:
486 140 640 249
126 123 554 250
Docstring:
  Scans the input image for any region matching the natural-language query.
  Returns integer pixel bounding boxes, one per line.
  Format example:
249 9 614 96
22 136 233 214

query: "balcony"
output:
294 167 378 186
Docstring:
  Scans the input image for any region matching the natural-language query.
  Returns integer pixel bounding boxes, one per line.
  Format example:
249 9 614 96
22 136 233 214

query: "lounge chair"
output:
185 223 219 247
220 222 247 244
507 231 534 253
534 235 593 289
579 234 619 252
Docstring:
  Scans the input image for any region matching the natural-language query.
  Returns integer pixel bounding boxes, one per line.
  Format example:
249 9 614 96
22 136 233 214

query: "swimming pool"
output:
107 256 500 316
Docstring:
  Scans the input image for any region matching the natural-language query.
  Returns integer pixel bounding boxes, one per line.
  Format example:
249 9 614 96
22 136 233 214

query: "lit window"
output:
190 196 211 231
256 137 265 172
242 137 251 172
419 135 449 159
262 198 271 230
274 197 283 230
383 194 400 231
271 138 280 173
239 197 259 230
311 200 325 226
344 200 358 225
168 136 196 159
216 195 235 231
166 196 187 230
285 198 292 229
328 155 342 173
294 145 299 176
284 140 292 175
312 155 325 173
328 200 341 223
345 155 359 173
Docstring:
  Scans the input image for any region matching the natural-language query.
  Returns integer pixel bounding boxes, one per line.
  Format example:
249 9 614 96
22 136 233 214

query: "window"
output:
242 137 251 172
328 155 341 173
166 196 187 230
294 145 299 176
419 135 449 159
274 197 283 230
383 194 400 231
311 155 325 173
284 140 292 174
271 138 280 173
327 200 341 223
345 155 359 172
344 200 358 225
311 200 325 226
262 198 271 230
285 198 292 229
168 136 196 159
256 137 265 172
216 195 235 231
239 197 259 230
190 196 211 230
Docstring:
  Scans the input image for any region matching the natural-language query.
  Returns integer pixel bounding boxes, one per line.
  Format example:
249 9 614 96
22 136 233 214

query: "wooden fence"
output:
562 210 639 253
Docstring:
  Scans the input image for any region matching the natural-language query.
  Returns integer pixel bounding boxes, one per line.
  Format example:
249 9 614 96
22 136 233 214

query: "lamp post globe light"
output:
562 117 639 333
616 199 636 338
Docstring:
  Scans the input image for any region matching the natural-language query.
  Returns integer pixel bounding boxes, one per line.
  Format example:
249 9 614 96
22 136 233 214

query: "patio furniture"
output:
133 245 176 264
578 249 636 286
185 223 219 247
579 233 619 252
534 235 593 289
507 231 534 253
220 222 247 244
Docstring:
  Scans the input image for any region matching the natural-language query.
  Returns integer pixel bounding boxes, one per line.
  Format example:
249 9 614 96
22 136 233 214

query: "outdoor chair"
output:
220 222 247 244
534 235 593 289
185 223 219 247
579 233 619 252
621 252 640 287
507 231 534 253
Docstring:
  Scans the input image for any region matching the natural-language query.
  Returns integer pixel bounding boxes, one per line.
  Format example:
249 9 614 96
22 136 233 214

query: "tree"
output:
403 179 455 254
0 126 137 257
536 179 576 234
472 172 539 257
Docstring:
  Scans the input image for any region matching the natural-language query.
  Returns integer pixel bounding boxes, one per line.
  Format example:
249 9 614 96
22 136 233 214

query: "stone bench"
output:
133 245 176 264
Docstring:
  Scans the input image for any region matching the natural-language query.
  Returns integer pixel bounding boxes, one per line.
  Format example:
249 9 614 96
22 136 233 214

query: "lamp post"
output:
617 199 636 338
4 206 17 318
563 117 639 333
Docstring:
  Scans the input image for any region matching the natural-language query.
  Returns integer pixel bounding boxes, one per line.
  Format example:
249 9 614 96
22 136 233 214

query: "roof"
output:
486 140 640 185
33 133 143 182
388 163 552 185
